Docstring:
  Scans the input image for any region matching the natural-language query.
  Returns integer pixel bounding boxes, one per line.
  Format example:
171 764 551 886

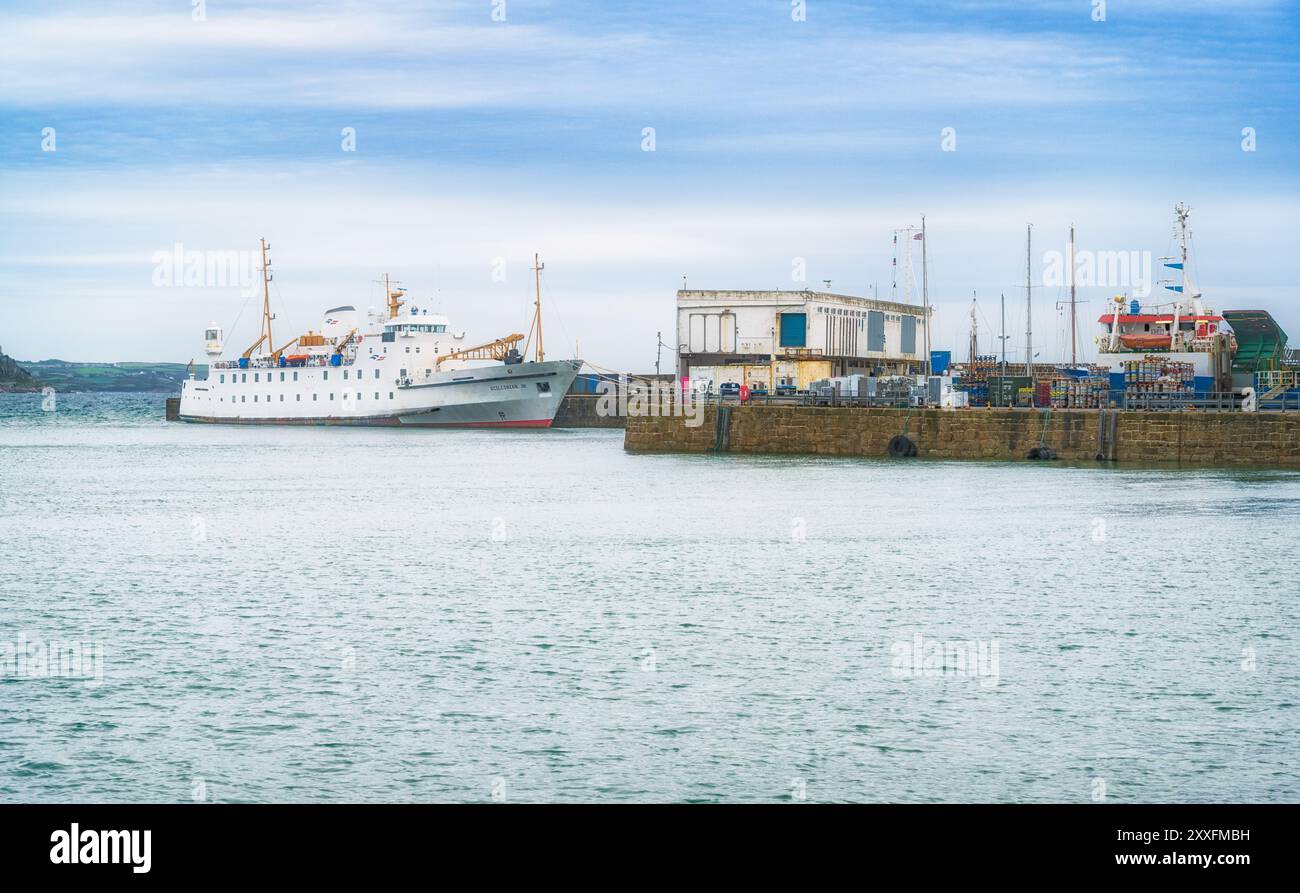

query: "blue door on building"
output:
867 311 885 352
901 316 916 354
779 313 806 348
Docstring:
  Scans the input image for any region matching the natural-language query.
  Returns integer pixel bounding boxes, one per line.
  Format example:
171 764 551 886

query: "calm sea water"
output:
1 392 1296 803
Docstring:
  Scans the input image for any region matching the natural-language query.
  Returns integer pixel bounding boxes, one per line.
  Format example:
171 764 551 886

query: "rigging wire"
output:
580 358 660 385
224 283 256 354
270 276 298 351
534 265 579 362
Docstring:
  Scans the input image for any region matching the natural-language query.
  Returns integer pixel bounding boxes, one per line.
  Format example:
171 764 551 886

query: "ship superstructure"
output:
1094 204 1235 392
179 243 581 426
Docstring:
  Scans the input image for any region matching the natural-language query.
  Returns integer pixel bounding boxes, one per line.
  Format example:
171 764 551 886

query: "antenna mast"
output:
1160 203 1203 316
891 226 919 304
968 293 979 364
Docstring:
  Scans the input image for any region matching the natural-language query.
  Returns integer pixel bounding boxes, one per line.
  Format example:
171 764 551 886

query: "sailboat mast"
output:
921 215 931 376
999 292 1007 375
1025 224 1033 378
1069 224 1078 367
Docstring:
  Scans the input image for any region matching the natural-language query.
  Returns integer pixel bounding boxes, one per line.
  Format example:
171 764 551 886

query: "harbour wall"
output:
624 405 1300 466
553 394 626 428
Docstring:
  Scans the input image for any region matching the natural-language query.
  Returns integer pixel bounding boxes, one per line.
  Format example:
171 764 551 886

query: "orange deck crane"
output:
437 334 524 367
334 328 359 354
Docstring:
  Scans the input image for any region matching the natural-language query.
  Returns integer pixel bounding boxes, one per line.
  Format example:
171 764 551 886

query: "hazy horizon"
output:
2 0 1297 369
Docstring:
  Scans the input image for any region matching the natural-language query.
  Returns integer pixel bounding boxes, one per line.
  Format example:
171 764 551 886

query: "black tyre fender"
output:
888 434 916 458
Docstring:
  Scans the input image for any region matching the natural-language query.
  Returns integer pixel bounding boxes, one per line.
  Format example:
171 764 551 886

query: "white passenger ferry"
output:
179 242 581 427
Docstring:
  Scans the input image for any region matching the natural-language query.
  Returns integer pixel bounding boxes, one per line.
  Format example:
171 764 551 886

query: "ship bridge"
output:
383 313 451 336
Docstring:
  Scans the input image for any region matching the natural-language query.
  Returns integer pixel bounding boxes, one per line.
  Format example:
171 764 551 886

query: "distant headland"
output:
0 347 42 392
0 352 202 393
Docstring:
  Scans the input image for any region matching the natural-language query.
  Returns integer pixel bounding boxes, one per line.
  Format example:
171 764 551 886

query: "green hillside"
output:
0 349 42 392
15 360 206 393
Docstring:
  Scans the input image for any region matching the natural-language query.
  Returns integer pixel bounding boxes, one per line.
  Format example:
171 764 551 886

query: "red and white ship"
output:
1094 204 1235 391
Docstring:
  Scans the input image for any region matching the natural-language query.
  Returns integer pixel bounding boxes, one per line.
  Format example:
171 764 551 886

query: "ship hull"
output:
179 358 581 427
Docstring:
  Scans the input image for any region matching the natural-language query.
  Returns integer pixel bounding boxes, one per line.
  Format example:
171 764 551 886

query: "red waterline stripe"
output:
411 419 554 428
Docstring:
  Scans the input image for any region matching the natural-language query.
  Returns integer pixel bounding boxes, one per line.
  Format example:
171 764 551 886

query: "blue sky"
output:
1 0 1297 367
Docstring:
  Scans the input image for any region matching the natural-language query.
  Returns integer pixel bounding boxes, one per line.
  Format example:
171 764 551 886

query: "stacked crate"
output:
1034 380 1053 407
1050 374 1113 409
1049 378 1069 408
1123 356 1193 394
957 355 997 407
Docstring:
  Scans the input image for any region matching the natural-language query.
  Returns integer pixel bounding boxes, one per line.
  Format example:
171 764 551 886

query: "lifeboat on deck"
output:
1118 333 1172 350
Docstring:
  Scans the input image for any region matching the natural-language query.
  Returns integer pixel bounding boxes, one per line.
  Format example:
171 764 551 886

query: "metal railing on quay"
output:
689 389 1300 413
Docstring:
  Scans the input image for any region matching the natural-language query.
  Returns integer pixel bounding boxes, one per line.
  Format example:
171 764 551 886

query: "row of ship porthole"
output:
209 392 398 404
217 369 386 384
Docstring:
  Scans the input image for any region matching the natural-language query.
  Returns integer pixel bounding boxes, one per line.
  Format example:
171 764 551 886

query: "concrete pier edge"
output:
624 405 1300 467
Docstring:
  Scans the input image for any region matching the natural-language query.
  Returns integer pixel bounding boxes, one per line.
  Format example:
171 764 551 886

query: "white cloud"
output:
0 2 1162 112
1 162 1296 367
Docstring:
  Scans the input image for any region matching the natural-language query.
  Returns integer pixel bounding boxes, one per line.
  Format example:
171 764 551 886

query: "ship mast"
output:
384 273 405 319
261 238 274 354
530 253 545 362
1174 203 1203 316
1155 204 1203 346
242 238 275 358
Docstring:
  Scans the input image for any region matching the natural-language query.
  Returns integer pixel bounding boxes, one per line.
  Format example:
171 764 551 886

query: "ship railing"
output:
210 355 355 371
1256 370 1299 393
1117 390 1236 412
698 391 913 408
1254 391 1300 413
1079 390 1300 413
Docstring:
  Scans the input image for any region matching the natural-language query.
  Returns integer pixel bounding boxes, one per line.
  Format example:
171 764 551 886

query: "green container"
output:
988 375 1032 407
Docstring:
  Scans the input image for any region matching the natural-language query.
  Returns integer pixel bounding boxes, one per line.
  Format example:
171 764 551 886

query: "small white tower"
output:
204 323 224 358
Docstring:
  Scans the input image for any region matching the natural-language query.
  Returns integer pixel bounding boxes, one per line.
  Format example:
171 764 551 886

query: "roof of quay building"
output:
676 290 931 316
